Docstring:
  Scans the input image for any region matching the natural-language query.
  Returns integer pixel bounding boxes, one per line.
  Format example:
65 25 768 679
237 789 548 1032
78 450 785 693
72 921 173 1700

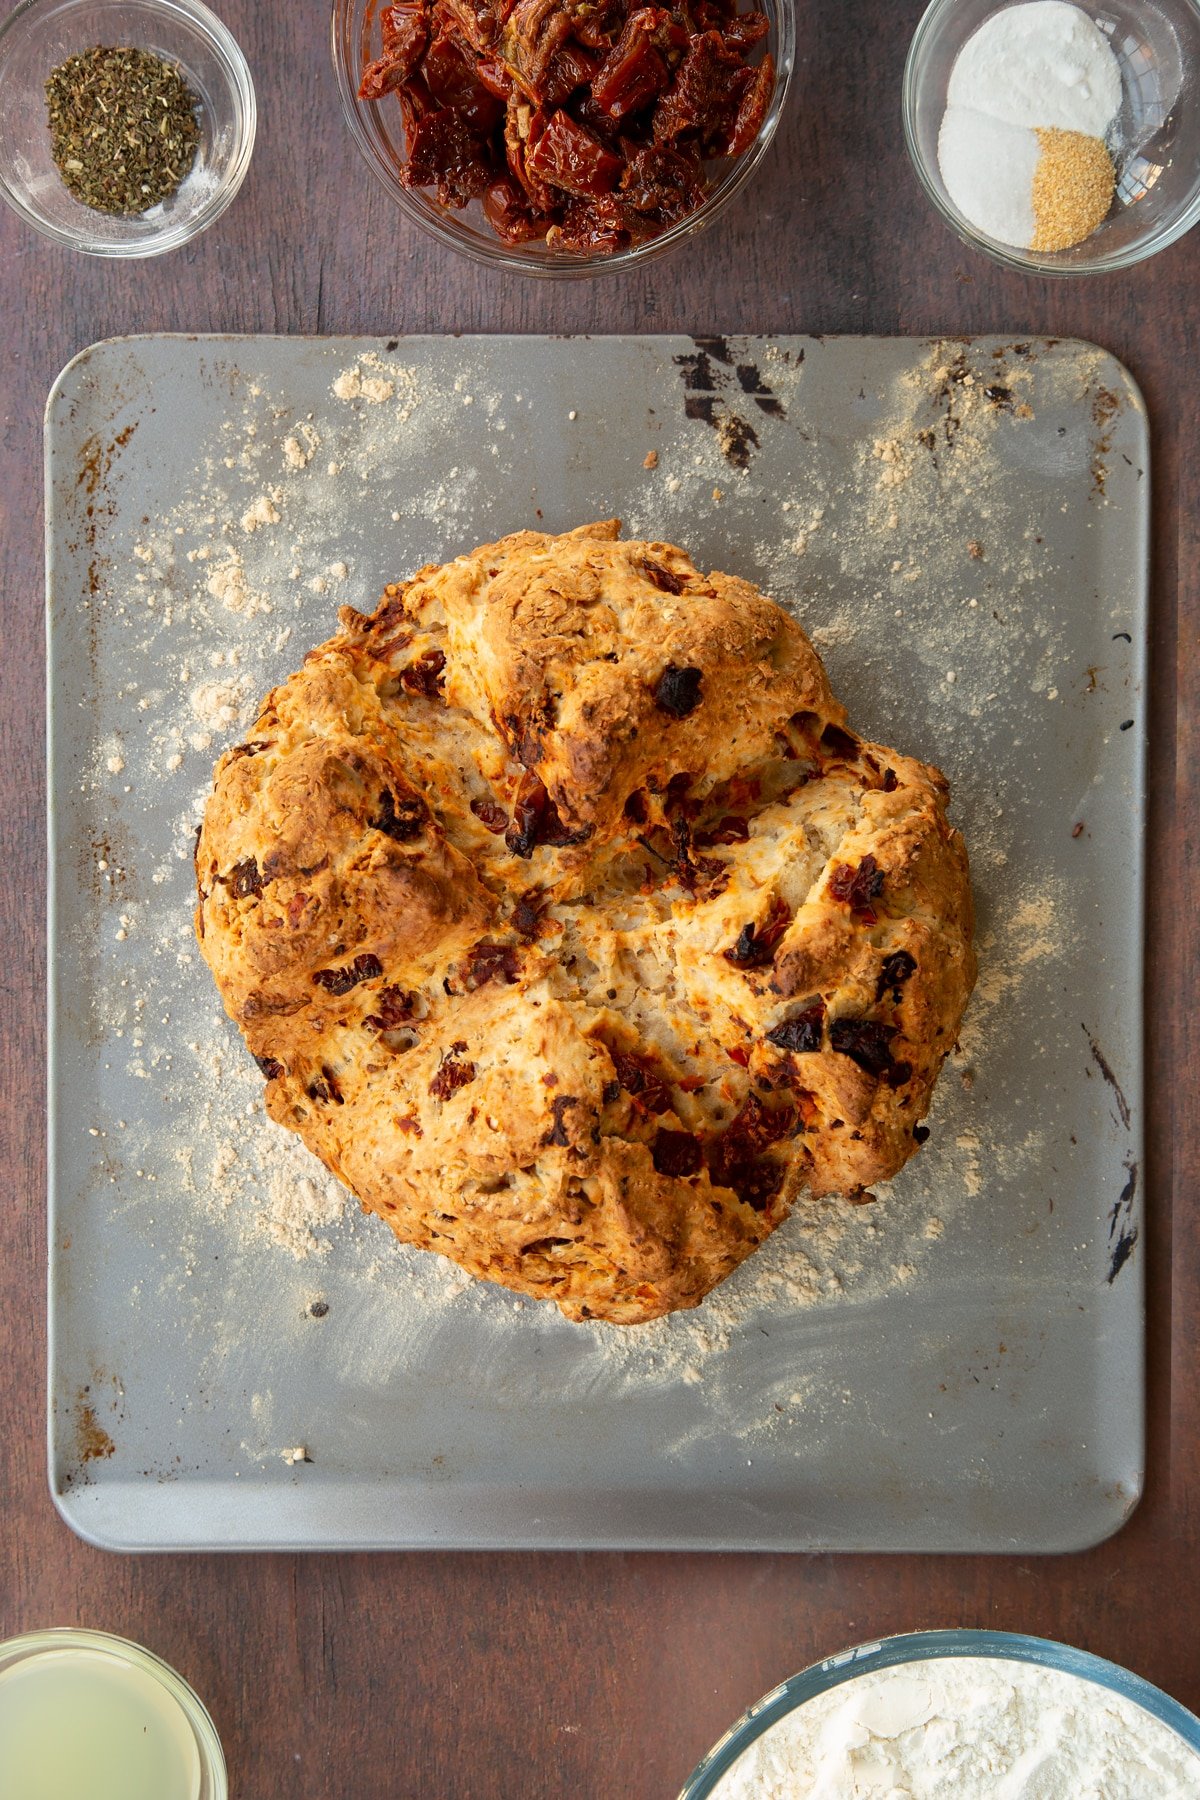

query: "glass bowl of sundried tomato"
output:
331 0 793 274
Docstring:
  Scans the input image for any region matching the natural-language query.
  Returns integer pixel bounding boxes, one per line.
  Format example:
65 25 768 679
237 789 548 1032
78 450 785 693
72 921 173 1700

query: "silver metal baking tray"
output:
46 334 1146 1551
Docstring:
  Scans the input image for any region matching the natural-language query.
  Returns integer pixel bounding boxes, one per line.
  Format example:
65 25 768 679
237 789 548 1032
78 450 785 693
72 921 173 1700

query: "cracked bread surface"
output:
195 521 976 1324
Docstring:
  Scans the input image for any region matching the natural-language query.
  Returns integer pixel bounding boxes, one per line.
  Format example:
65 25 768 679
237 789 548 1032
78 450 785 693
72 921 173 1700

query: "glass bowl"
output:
680 1628 1200 1796
0 0 256 256
904 0 1200 274
0 1628 226 1799
330 0 794 278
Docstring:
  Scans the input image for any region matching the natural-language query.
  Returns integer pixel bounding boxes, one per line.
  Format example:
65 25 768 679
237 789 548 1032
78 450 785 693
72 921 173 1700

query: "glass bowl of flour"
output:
904 0 1200 273
679 1629 1200 1798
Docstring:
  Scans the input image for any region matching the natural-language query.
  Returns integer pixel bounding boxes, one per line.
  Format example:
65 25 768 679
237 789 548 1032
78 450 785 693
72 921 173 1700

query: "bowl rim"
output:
902 0 1200 276
328 0 795 278
678 1627 1200 1797
0 0 257 258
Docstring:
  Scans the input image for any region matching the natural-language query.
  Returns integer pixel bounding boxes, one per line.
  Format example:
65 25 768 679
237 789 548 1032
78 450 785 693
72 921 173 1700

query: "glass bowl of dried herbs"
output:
0 0 255 255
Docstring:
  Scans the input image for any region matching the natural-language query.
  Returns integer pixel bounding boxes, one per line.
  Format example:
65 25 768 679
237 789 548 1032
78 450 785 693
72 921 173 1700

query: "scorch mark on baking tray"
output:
673 335 788 469
59 1372 125 1490
1106 1161 1139 1286
1083 1024 1132 1129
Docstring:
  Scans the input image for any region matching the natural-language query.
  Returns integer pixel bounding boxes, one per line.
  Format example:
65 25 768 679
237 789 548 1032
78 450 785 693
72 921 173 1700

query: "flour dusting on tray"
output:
61 336 1142 1491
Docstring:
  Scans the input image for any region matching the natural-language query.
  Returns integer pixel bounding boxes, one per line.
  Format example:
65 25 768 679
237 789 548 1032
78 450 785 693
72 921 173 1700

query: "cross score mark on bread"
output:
195 522 976 1325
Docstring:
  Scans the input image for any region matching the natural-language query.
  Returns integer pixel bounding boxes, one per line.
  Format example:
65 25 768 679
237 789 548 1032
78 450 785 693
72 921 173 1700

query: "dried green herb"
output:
45 45 200 216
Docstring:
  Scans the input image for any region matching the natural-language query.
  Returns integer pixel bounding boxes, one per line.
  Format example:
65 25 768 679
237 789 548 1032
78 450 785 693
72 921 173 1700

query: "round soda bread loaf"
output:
195 521 976 1324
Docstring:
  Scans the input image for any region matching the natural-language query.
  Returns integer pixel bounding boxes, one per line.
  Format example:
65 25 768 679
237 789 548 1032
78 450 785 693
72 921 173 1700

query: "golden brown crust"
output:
195 524 976 1324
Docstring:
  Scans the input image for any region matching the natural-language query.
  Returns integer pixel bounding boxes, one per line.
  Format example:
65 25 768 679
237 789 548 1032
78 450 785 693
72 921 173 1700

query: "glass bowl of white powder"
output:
903 0 1200 273
679 1629 1200 1797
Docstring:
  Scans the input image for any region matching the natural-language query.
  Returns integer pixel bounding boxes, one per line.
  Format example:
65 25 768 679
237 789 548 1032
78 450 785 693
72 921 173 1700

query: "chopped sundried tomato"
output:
383 1 429 46
226 857 263 900
642 557 687 593
502 694 558 769
313 952 384 996
503 0 575 92
830 1017 912 1086
652 1127 702 1176
363 985 419 1030
723 51 772 155
708 1091 794 1186
766 1000 825 1055
913 1123 931 1144
722 9 769 50
620 143 707 222
526 109 623 195
511 889 547 938
424 32 504 132
881 767 899 792
482 173 541 240
541 1093 580 1145
876 950 917 1004
827 854 884 915
504 97 556 211
360 50 415 100
730 1157 785 1211
438 0 506 54
652 30 745 148
723 893 790 968
505 772 591 857
400 109 492 207
400 647 447 697
727 1044 751 1067
541 41 600 106
593 9 674 117
475 52 516 97
254 1053 284 1080
471 795 510 832
361 5 430 96
546 193 647 252
371 788 427 841
653 664 703 717
611 1047 671 1114
671 815 695 880
463 939 521 988
398 74 440 140
429 1052 477 1099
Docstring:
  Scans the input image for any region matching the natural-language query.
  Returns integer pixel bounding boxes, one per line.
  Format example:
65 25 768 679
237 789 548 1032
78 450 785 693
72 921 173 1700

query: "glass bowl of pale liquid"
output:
0 1628 226 1800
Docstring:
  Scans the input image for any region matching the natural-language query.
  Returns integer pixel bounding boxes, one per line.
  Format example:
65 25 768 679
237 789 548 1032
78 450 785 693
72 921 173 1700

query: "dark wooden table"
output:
1 2 1196 1794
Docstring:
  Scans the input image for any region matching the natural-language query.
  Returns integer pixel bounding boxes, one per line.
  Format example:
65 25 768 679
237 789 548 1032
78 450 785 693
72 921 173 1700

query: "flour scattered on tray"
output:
240 492 281 533
207 553 270 618
332 365 394 404
67 337 1140 1465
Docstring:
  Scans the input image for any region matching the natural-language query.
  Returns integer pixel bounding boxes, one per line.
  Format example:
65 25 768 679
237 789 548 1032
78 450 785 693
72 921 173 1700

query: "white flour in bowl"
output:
711 1656 1200 1798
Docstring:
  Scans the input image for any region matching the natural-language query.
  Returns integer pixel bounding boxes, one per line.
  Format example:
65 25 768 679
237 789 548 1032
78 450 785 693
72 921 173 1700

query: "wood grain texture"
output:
0 2 1195 1795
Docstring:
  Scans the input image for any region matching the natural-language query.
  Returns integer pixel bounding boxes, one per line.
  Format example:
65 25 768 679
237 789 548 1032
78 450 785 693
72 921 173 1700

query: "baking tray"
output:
46 334 1146 1552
